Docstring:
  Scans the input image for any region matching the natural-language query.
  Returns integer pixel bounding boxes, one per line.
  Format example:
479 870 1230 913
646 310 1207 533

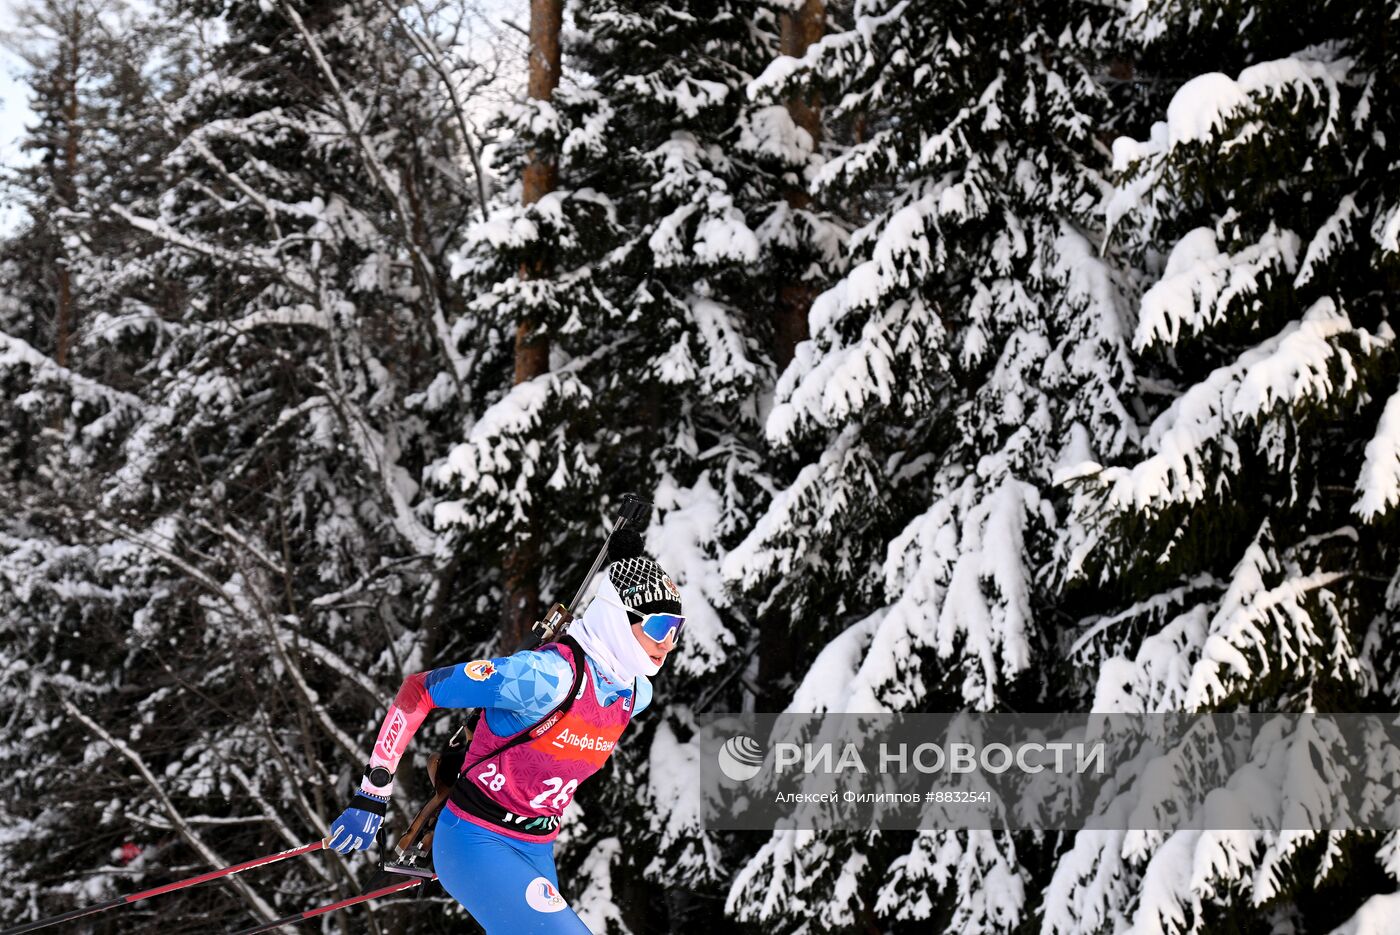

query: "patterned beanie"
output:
604 529 682 616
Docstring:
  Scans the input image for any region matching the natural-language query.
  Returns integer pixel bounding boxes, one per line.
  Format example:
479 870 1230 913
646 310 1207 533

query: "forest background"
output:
1 0 1398 932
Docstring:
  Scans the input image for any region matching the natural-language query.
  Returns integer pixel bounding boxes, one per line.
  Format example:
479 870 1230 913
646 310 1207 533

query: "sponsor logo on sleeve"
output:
465 660 497 681
377 709 408 759
525 877 567 913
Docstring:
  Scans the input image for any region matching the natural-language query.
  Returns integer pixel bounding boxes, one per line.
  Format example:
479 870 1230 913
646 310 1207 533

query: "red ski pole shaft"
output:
0 841 326 935
227 876 431 935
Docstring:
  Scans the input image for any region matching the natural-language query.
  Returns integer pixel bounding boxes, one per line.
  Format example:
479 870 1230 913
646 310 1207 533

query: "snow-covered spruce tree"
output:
0 0 178 476
0 3 202 926
0 0 504 930
437 2 848 930
720 0 1142 930
1048 1 1400 933
0 0 119 371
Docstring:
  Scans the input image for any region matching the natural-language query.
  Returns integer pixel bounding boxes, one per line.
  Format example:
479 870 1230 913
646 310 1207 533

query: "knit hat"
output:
601 529 682 617
569 528 682 681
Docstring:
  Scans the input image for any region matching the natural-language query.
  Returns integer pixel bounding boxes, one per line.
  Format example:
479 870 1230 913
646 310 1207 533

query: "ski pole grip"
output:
562 494 653 616
616 493 650 529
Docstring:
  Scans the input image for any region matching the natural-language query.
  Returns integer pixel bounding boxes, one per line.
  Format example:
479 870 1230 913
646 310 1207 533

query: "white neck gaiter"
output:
568 576 661 682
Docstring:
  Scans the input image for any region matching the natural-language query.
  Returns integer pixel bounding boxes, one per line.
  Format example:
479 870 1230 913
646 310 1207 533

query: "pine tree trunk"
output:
757 0 826 707
771 0 825 371
778 0 824 177
522 0 563 207
53 4 81 369
502 0 564 647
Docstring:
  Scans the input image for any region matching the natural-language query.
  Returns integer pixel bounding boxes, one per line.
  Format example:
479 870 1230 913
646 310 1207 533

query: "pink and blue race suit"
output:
447 637 633 841
360 635 650 934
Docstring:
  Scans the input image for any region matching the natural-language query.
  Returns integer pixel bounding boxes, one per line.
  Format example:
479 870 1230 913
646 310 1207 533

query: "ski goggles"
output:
626 610 686 644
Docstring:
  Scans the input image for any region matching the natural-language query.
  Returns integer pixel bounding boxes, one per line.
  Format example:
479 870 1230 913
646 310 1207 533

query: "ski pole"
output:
227 876 431 934
0 841 326 935
528 492 651 643
570 492 650 610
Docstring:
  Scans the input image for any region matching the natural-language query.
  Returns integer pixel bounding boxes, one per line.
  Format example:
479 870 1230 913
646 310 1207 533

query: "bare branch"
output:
62 701 281 923
377 0 494 222
273 0 469 392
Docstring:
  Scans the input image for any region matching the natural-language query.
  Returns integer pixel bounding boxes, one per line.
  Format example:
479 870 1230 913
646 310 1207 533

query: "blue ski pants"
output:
433 807 592 934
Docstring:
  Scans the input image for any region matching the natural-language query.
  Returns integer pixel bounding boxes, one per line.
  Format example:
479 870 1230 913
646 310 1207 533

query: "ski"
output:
0 841 326 935
227 877 431 935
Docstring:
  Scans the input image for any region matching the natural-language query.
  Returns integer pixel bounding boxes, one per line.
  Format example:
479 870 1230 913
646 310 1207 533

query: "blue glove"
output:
326 792 388 854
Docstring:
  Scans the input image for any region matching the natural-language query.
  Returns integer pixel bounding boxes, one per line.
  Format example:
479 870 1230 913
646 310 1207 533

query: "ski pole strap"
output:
227 876 430 935
347 792 389 817
0 841 326 935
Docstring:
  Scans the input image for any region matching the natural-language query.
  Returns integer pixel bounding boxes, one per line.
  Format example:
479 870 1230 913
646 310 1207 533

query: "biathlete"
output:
324 531 684 933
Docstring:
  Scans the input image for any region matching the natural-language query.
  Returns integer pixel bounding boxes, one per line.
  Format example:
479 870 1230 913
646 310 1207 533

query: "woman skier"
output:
324 530 683 933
